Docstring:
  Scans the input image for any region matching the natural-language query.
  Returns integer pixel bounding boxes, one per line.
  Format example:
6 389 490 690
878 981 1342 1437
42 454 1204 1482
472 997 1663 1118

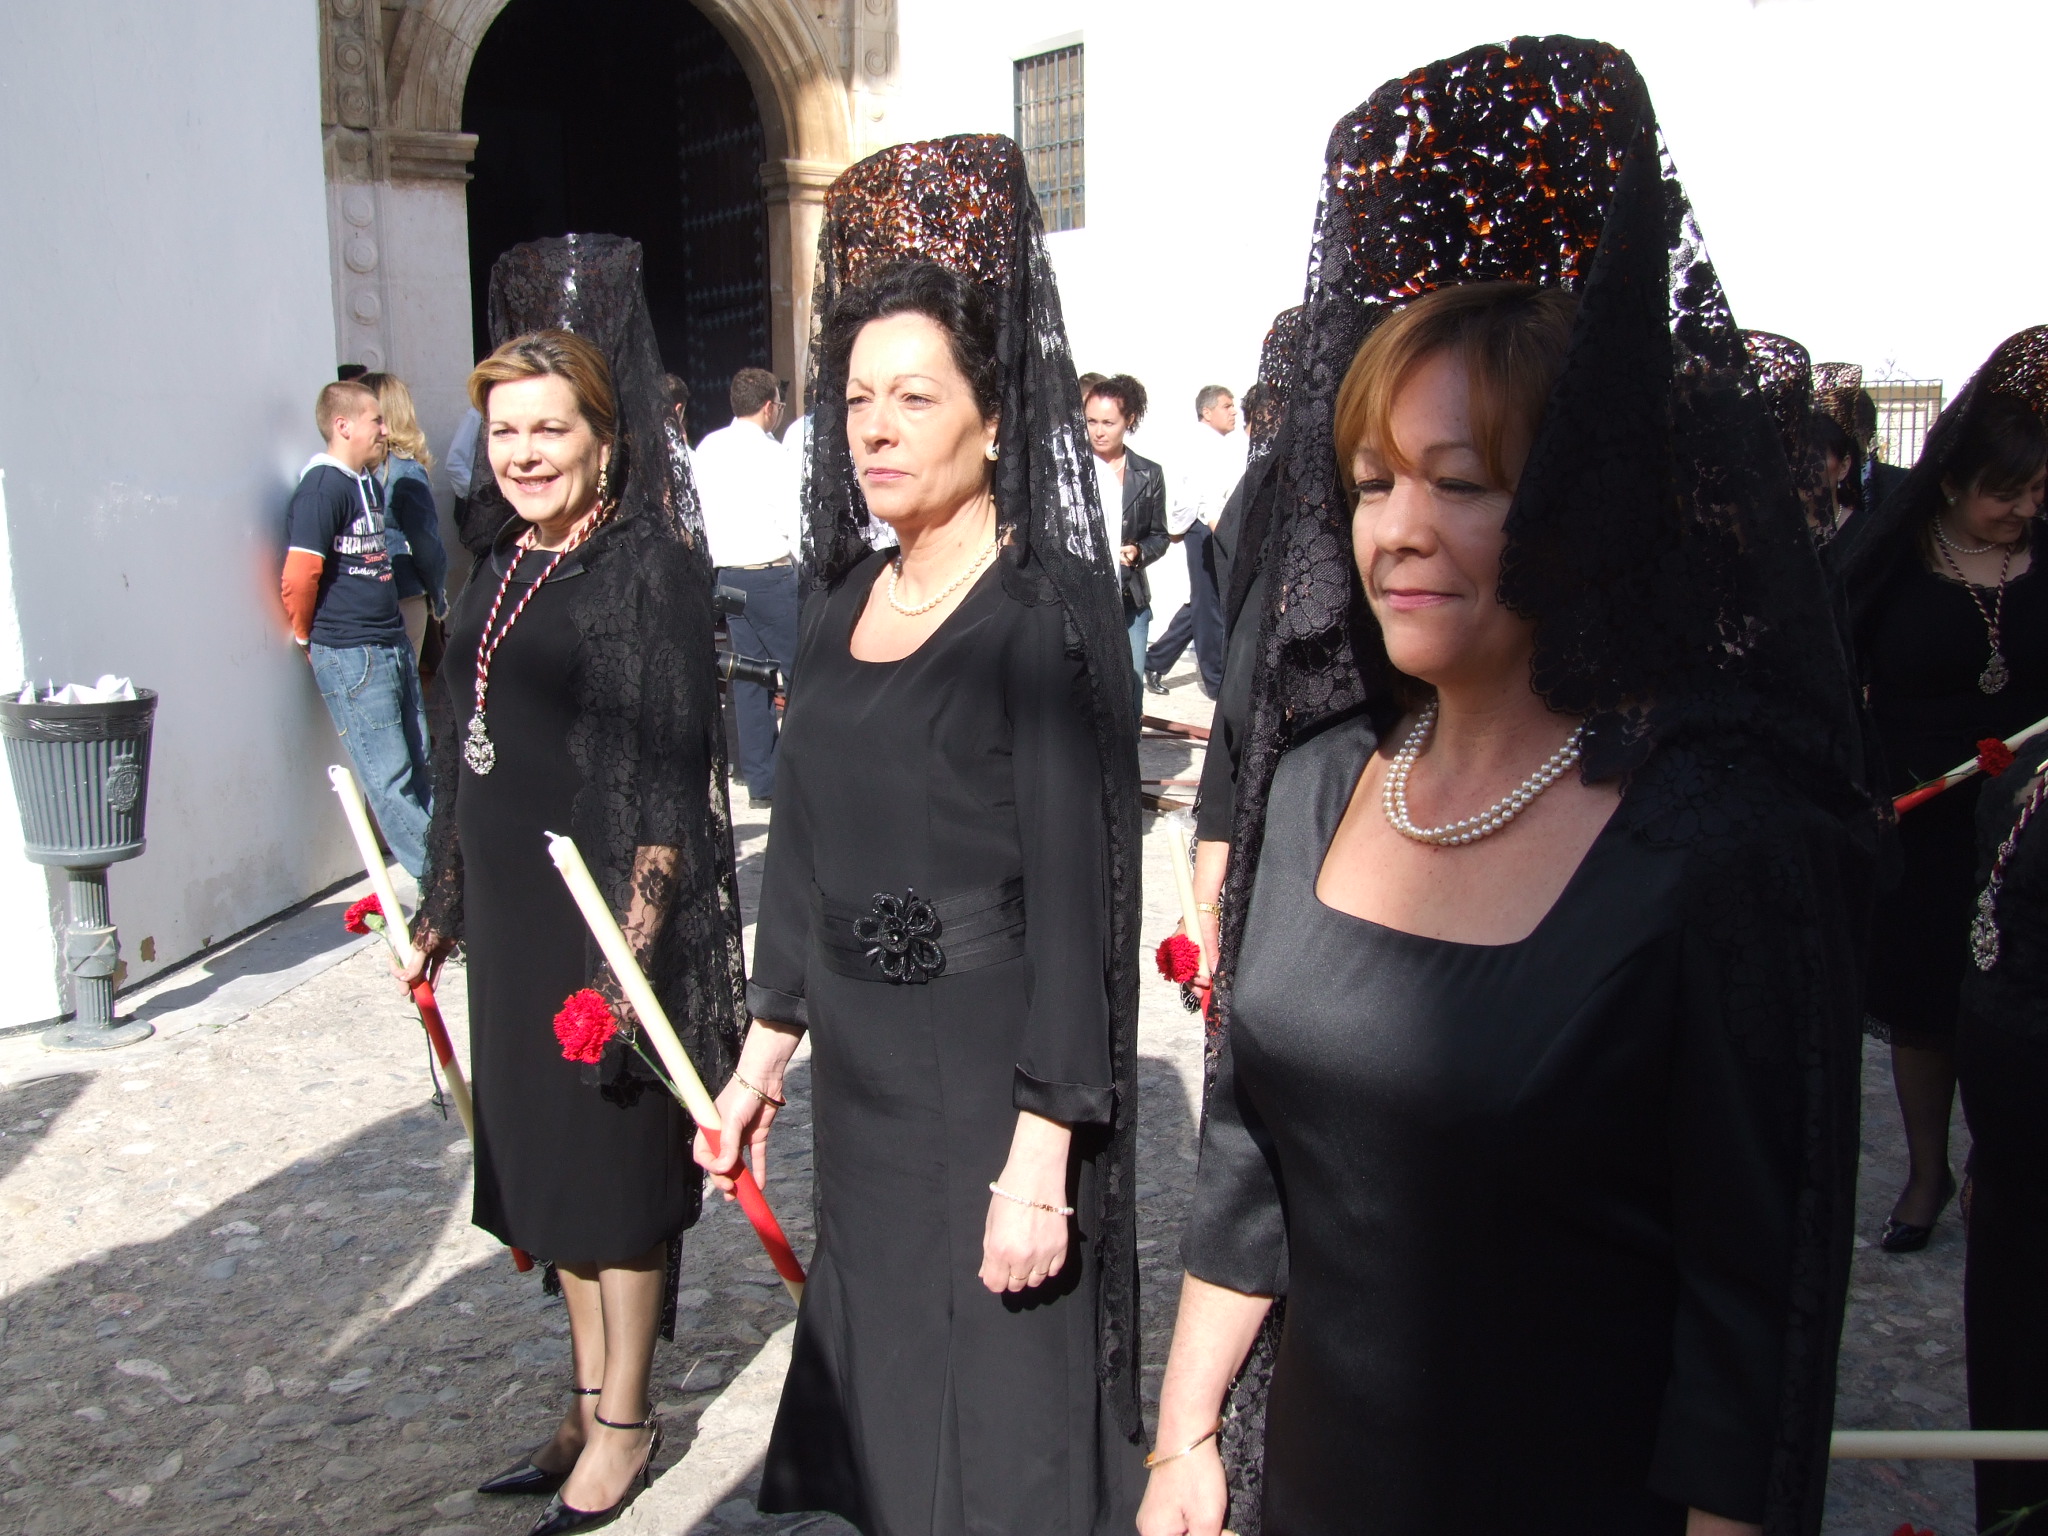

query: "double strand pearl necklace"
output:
886 525 1000 617
1382 700 1585 847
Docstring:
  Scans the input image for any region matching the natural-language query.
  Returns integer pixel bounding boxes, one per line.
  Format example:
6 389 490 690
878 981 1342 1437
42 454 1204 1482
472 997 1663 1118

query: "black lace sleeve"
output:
412 649 467 949
564 522 747 1097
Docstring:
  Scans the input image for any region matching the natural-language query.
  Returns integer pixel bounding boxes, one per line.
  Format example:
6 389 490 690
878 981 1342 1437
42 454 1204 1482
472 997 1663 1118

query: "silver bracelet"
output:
987 1181 1074 1217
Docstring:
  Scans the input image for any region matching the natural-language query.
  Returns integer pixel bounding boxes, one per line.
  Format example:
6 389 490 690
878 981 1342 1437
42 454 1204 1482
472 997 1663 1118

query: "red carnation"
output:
1155 932 1201 985
343 895 384 935
1889 1525 1935 1536
1978 737 2017 778
554 989 618 1064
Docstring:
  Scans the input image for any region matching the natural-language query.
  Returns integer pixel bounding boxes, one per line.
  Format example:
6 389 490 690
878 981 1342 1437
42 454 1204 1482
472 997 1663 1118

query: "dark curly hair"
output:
1085 373 1148 431
819 258 1002 422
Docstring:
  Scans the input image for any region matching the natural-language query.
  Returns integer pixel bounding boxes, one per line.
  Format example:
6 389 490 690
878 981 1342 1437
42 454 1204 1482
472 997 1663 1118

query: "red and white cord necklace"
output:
462 505 608 776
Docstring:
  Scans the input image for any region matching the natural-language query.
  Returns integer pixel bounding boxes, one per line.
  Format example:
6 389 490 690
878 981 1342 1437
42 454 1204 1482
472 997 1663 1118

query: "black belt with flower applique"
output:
817 878 1026 985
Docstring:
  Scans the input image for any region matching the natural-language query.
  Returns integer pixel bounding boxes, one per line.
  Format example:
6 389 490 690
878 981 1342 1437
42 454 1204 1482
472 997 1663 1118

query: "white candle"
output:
328 764 477 1143
543 832 720 1129
1166 810 1213 978
1831 1429 2048 1460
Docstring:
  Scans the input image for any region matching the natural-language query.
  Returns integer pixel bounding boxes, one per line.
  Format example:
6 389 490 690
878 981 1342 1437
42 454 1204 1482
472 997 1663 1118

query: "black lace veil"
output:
1830 326 2048 653
799 135 1146 1443
1743 330 1829 529
459 234 709 570
1220 305 1308 633
1211 38 1870 1532
416 235 749 1269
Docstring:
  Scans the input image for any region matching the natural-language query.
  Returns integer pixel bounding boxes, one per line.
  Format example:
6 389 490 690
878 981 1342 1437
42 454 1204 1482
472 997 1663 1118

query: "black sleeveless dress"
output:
1187 716 1819 1534
747 552 1144 1536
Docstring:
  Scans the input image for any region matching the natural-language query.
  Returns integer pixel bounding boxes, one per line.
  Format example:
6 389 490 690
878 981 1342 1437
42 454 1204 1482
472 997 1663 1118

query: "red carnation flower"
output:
1889 1525 1935 1536
343 895 384 935
1978 737 2017 778
1155 932 1201 985
554 989 618 1064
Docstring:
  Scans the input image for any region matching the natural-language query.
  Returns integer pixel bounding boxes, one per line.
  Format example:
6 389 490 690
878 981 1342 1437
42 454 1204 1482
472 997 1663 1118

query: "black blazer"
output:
1113 449 1170 614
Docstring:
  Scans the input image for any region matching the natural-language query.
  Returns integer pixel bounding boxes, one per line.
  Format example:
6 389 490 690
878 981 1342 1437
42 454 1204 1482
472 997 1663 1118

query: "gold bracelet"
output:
1145 1423 1221 1469
731 1071 786 1109
987 1181 1075 1217
1195 902 1222 915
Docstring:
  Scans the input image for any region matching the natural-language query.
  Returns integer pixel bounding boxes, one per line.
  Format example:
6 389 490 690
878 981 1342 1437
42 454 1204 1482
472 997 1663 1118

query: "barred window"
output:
1869 380 1945 468
1015 45 1084 231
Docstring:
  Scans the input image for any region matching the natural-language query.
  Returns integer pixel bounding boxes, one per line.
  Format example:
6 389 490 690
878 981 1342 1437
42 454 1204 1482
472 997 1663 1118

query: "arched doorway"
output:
461 0 772 439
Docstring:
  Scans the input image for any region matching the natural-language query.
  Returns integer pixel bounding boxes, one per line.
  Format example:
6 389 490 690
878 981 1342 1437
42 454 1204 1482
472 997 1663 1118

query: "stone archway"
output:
320 0 892 448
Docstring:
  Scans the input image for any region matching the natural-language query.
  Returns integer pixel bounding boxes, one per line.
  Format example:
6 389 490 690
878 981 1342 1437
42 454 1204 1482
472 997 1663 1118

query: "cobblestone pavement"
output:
0 667 1986 1535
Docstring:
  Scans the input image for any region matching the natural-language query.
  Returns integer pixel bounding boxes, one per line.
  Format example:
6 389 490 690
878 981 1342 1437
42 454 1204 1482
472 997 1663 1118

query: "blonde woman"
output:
361 372 450 656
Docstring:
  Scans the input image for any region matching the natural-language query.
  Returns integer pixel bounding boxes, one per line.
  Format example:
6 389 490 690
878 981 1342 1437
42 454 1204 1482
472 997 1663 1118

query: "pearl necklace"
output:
1934 518 1999 557
1382 700 1585 847
886 528 999 616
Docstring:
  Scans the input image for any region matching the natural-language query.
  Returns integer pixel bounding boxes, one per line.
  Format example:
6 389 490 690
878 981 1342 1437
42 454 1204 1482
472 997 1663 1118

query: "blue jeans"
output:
1126 604 1151 721
717 564 801 800
309 641 432 880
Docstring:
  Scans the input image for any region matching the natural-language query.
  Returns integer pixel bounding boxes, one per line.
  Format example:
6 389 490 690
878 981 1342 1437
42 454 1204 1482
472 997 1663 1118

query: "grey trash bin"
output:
0 690 158 1049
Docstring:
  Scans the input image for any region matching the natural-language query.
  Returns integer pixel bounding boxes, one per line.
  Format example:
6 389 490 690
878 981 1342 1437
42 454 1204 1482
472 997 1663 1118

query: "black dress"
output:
443 542 694 1263
1187 718 1816 1534
1958 735 2048 1534
747 552 1143 1536
1864 559 2048 1045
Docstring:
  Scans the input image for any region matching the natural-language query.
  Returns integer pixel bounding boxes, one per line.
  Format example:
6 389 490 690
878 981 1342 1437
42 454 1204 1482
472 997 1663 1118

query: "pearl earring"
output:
985 443 1000 462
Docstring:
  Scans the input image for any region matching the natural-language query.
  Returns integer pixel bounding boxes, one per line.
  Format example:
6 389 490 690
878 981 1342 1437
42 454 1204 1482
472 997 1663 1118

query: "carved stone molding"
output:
383 128 479 183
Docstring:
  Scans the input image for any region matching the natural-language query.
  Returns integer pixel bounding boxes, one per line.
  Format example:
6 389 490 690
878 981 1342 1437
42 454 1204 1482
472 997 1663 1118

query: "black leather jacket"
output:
1110 449 1170 614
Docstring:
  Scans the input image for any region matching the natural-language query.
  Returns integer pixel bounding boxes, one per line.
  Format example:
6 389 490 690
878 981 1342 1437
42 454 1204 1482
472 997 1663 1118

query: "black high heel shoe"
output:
528 1411 663 1535
478 1386 600 1496
1880 1169 1959 1253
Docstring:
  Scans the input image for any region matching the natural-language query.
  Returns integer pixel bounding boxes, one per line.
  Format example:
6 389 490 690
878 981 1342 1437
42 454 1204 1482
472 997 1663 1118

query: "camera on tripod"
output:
712 583 780 692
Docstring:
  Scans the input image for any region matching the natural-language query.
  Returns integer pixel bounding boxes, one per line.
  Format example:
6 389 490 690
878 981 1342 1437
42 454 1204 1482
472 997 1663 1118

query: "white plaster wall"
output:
380 181 481 581
0 0 359 1025
889 0 2048 452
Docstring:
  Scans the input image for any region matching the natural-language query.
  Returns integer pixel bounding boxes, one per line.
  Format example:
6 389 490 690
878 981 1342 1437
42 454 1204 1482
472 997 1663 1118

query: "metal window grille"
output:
1015 45 1084 231
1869 380 1945 468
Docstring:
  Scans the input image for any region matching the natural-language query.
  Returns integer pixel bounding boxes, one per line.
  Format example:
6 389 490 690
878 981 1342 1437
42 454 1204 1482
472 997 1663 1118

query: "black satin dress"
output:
445 545 694 1263
1864 559 2048 1046
747 552 1143 1536
1187 717 1811 1534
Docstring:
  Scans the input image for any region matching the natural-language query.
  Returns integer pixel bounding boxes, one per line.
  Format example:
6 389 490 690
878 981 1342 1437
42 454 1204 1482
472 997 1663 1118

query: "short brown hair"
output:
729 367 781 418
468 329 617 443
314 379 376 439
1334 283 1577 492
1085 374 1148 431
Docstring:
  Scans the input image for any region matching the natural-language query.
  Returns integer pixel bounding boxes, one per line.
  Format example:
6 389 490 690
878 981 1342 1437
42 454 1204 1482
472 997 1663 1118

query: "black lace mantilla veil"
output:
1830 326 2048 660
796 134 1146 1443
414 236 750 1300
1220 305 1309 632
1210 38 1872 1534
458 234 706 563
1744 330 1829 528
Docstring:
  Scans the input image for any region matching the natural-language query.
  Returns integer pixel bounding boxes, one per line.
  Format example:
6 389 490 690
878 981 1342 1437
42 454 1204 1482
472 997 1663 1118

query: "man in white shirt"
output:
694 367 800 806
1146 385 1246 697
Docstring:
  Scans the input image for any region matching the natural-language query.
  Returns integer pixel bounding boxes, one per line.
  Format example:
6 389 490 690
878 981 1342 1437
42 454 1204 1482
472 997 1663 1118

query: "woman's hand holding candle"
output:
696 1017 803 1197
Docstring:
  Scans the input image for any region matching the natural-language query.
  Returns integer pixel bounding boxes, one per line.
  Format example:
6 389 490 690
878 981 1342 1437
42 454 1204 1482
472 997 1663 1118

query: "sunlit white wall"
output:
887 0 2046 465
0 1 359 1025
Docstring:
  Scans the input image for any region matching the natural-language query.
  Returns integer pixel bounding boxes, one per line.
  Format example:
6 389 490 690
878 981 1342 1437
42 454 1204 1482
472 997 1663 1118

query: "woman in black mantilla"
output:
405 251 747 1534
695 137 1146 1536
1829 328 2048 1253
1139 40 1871 1536
1958 733 2048 1534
